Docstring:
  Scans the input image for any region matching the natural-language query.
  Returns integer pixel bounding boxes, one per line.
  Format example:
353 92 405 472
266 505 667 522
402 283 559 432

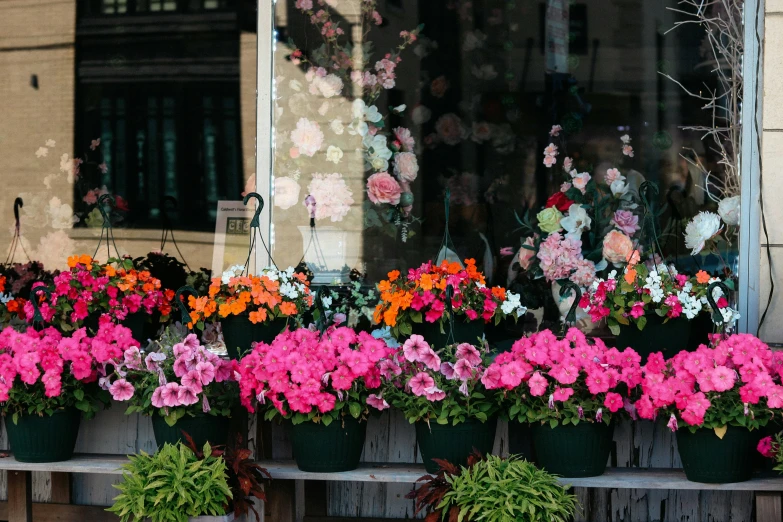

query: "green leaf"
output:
348 402 362 418
637 315 647 331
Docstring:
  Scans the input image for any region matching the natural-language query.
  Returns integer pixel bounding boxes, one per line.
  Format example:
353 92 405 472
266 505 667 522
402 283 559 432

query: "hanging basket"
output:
413 319 484 348
151 414 230 450
531 421 613 477
122 311 149 343
6 408 81 462
676 425 756 483
415 418 497 474
507 420 537 463
290 416 367 472
616 315 691 361
220 314 289 359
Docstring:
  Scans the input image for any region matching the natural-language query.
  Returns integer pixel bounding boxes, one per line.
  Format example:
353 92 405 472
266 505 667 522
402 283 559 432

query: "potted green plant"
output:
237 326 390 472
484 328 643 477
409 453 577 522
108 441 233 522
373 335 501 473
635 334 780 483
373 259 527 346
580 254 738 360
110 326 239 449
0 322 133 462
188 265 313 359
314 280 378 332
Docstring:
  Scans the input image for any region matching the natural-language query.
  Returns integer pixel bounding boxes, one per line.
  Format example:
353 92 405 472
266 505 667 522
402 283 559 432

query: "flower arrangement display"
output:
28 255 174 333
373 259 527 338
373 334 500 472
513 128 643 289
0 321 136 421
635 334 781 482
187 265 313 328
237 326 389 425
373 334 500 425
579 256 738 335
483 328 642 427
0 262 55 326
113 327 237 431
316 280 378 331
634 334 780 432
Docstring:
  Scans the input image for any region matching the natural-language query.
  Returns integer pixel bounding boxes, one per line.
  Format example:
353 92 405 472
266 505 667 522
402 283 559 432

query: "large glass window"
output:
269 0 733 292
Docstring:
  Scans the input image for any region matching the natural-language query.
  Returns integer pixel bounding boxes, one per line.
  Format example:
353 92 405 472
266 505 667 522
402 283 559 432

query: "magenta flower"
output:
402 335 431 363
409 372 435 397
109 379 135 402
603 392 623 413
553 387 574 402
455 343 482 367
528 371 548 397
367 393 389 411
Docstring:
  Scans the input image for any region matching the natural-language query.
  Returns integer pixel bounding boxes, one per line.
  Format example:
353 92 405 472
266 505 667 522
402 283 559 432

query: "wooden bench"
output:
257 460 783 522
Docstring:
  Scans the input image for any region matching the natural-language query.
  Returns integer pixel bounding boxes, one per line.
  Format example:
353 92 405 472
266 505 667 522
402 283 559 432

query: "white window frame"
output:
255 0 766 334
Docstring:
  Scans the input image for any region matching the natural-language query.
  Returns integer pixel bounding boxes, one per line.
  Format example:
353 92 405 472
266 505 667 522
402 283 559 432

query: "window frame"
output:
254 0 766 334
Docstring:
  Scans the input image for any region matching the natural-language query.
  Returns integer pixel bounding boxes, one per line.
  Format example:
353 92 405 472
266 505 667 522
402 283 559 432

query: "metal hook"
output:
559 281 582 328
242 192 265 229
13 198 23 229
706 281 731 325
97 194 116 224
174 285 198 327
30 286 52 328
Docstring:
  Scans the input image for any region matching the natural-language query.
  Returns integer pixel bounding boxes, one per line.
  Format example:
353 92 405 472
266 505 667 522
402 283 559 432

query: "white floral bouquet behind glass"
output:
272 0 423 243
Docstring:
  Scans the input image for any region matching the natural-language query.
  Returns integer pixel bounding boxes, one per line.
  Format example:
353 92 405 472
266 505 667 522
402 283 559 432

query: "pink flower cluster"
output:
236 327 391 416
635 335 783 429
0 321 138 401
543 143 558 168
536 232 593 285
483 329 642 418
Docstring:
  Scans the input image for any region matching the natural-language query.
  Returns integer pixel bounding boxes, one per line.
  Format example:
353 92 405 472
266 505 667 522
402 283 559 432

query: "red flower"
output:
545 192 573 212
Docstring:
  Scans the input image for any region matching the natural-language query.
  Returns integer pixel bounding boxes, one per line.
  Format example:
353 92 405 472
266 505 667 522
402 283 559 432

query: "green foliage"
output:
441 455 577 522
108 441 232 522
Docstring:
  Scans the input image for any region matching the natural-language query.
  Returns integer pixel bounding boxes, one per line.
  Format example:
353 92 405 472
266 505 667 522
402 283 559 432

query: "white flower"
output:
221 265 245 284
290 118 324 157
684 211 722 255
620 134 631 144
462 30 486 51
363 134 393 172
47 197 77 229
412 105 432 125
560 204 592 240
326 146 343 164
309 73 344 98
274 177 301 210
330 119 344 135
352 99 382 123
471 64 497 80
501 292 527 317
35 147 48 158
393 152 419 182
45 139 56 147
610 180 629 197
718 196 740 226
471 122 492 143
571 172 591 194
321 295 333 309
289 79 303 92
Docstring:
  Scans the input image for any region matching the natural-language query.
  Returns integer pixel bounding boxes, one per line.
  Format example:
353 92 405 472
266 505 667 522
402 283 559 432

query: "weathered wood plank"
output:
7 470 31 522
49 472 70 504
0 455 128 474
756 492 783 522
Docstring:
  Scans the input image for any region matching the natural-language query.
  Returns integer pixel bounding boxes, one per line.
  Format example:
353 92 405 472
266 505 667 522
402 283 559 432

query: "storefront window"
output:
269 0 737 299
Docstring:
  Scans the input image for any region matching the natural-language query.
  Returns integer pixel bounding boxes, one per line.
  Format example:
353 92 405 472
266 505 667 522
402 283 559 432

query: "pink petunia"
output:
552 387 574 402
109 379 134 401
402 335 431 363
160 382 181 407
603 392 623 413
367 393 389 410
528 372 548 397
409 372 435 397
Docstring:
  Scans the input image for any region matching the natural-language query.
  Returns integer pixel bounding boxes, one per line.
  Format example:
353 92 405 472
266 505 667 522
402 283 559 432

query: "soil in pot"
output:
6 408 81 462
413 319 484 349
616 315 691 361
415 418 497 474
151 414 230 450
290 416 367 472
220 314 289 359
531 421 613 477
676 425 756 483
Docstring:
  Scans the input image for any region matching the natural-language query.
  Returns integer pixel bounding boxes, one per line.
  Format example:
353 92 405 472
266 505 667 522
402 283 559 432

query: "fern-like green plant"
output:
439 455 577 522
108 442 232 522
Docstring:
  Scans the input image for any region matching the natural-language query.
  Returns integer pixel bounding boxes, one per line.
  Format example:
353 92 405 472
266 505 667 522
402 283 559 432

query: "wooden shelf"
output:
0 454 128 475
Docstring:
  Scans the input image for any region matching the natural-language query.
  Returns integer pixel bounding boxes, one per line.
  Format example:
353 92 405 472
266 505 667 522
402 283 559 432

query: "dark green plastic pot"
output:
151 414 230 450
122 311 149 343
6 408 81 462
676 425 755 483
416 418 497 473
507 421 537 463
413 319 484 349
220 314 289 359
290 417 367 472
616 315 691 361
531 421 613 477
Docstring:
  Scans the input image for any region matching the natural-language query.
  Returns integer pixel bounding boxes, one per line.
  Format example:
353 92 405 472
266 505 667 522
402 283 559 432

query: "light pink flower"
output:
605 168 624 184
571 172 591 194
611 210 640 236
402 335 430 363
367 172 402 205
308 173 354 221
290 118 324 157
177 386 199 406
393 152 419 182
394 127 415 151
419 349 442 372
367 393 389 410
602 230 633 264
109 379 134 402
409 372 435 396
160 382 181 407
455 343 482 366
151 387 165 408
435 113 463 146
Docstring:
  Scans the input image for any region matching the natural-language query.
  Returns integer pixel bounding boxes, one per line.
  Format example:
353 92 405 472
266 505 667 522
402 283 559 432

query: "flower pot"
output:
531 421 613 477
507 420 537 463
676 425 756 483
413 319 484 349
220 314 289 359
5 408 81 462
616 315 691 361
189 514 235 522
151 414 229 450
122 311 149 343
290 416 367 472
686 312 713 351
415 418 497 474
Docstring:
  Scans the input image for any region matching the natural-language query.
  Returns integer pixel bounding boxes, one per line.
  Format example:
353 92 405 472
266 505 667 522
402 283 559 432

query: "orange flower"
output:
218 303 232 318
104 265 116 277
383 308 398 327
626 249 641 266
696 270 710 284
419 273 433 291
624 268 637 285
6 300 19 313
491 287 506 301
279 302 297 316
387 270 400 282
249 309 268 324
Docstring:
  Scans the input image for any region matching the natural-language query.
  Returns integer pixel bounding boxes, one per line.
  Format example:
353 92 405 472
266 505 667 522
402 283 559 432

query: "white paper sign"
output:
211 201 255 277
